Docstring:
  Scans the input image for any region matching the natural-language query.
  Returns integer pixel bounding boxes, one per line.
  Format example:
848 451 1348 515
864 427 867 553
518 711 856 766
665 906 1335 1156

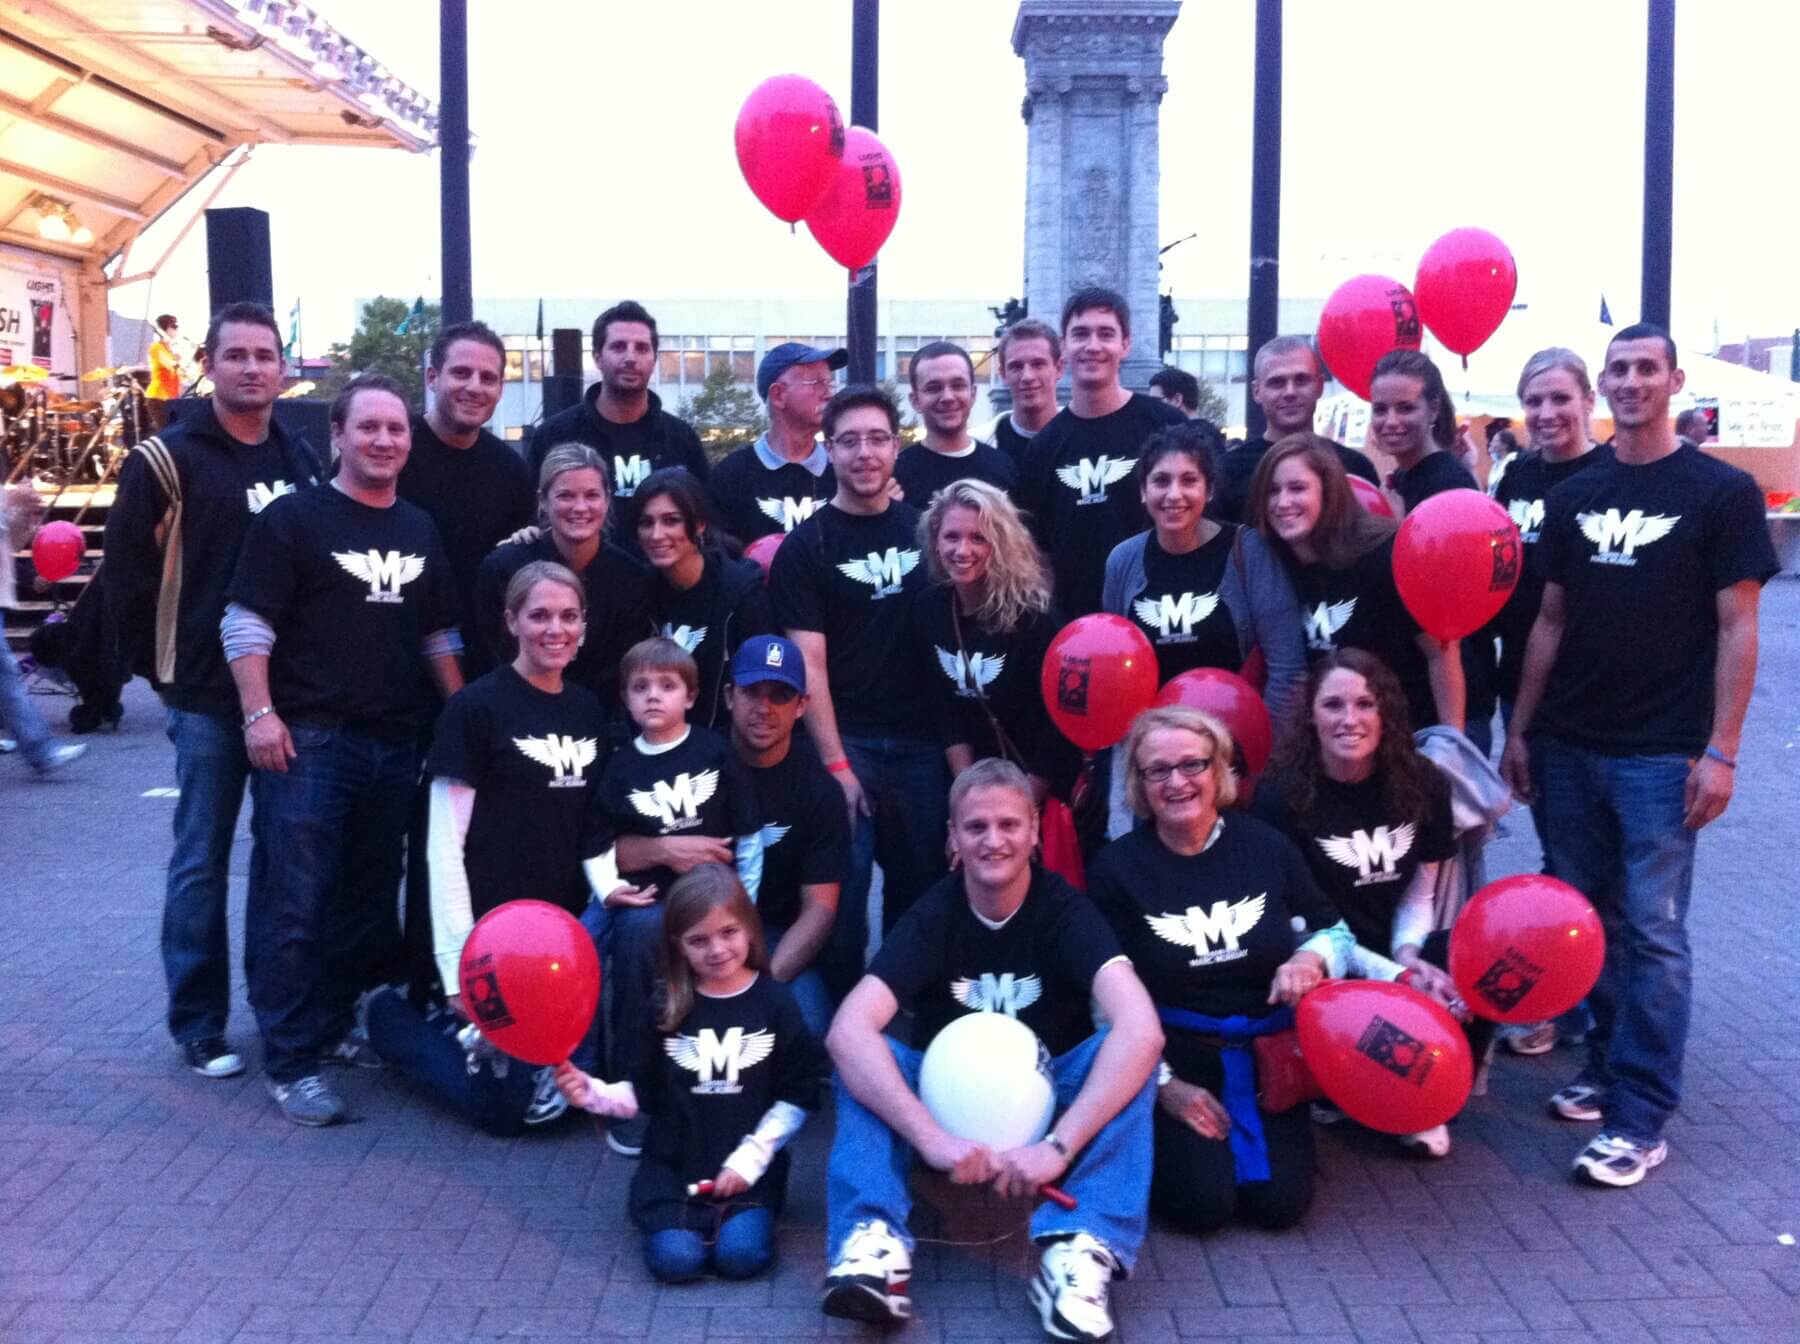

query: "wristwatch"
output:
1043 1131 1070 1159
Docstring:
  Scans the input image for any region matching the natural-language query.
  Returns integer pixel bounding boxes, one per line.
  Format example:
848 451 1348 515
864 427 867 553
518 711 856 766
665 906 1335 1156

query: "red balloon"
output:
1040 615 1158 752
1415 227 1518 357
745 533 784 577
1153 667 1273 778
1348 475 1394 518
458 900 601 1066
31 520 83 583
1296 980 1473 1135
1317 274 1422 401
1392 488 1521 641
806 126 902 271
1450 875 1605 1025
733 75 845 223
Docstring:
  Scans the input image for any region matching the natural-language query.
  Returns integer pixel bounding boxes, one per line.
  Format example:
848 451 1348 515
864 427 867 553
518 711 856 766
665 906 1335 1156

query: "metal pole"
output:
439 0 473 325
846 0 879 384
1245 0 1282 441
1641 0 1674 329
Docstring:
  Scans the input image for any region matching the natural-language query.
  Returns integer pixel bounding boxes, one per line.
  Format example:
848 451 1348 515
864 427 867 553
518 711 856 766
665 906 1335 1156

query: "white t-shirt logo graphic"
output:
1303 598 1357 651
512 734 598 787
333 549 426 603
628 768 720 830
613 455 650 496
1146 893 1266 967
1133 591 1220 643
1578 509 1679 565
1055 456 1134 504
935 646 1004 697
665 1027 775 1094
756 822 791 849
1317 823 1417 885
662 623 707 654
1508 497 1546 541
950 972 1042 1017
246 480 294 514
757 496 821 532
837 546 920 599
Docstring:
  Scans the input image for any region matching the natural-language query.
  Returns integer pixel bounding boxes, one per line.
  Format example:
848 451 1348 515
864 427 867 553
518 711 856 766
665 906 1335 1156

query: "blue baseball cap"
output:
730 634 806 693
757 342 848 400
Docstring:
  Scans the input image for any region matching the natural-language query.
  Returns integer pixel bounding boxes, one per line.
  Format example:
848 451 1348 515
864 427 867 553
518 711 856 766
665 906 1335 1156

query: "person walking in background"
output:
0 484 86 774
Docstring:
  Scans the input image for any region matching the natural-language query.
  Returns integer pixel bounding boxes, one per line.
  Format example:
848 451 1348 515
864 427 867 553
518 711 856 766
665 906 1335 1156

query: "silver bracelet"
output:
242 705 274 731
1043 1131 1070 1159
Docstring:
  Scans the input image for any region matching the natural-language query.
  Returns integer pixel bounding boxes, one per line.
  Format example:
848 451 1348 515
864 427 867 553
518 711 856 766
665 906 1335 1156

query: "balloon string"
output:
1462 355 1470 371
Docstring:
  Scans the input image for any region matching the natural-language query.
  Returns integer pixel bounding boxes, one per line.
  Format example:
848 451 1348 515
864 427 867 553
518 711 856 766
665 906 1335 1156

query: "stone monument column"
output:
1013 1 1180 393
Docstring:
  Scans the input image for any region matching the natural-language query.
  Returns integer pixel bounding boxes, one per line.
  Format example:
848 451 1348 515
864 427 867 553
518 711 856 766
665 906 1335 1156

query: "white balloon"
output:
918 1011 1057 1151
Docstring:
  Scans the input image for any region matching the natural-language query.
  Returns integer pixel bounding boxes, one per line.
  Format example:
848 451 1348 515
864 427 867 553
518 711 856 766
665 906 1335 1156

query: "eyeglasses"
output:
788 377 836 391
830 431 896 451
1137 756 1213 784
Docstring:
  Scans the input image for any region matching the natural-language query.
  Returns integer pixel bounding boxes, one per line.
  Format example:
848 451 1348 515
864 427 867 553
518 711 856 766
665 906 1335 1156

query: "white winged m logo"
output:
333 549 426 603
665 1027 775 1093
1146 893 1266 966
1507 496 1546 540
837 547 920 598
513 735 598 787
757 496 821 532
1055 455 1134 504
1303 598 1357 651
613 455 650 496
1132 591 1220 642
629 768 720 829
935 646 1004 698
661 623 707 654
245 480 294 514
1578 509 1679 565
1317 823 1416 884
757 822 791 849
950 972 1042 1018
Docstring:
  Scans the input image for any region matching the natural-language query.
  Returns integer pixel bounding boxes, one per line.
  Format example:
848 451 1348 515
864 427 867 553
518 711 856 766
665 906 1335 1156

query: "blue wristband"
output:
1703 745 1736 768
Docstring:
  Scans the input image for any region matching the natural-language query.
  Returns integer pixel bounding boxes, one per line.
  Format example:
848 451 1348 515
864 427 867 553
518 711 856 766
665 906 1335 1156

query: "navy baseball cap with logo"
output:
730 634 807 694
757 342 848 400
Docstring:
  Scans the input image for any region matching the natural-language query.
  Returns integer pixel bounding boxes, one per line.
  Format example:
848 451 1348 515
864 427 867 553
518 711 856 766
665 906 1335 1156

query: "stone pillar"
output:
1013 1 1179 393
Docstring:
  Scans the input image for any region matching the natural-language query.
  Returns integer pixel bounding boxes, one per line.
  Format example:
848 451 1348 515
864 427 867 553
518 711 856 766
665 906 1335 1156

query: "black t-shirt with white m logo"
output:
1537 443 1777 755
598 724 759 896
228 484 458 733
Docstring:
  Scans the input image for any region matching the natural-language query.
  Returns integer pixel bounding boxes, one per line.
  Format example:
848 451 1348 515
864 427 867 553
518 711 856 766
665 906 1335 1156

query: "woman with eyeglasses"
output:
1087 704 1374 1235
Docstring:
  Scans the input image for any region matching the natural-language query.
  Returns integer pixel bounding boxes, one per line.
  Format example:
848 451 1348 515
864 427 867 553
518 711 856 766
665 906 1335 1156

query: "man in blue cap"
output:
708 342 847 543
724 634 848 1036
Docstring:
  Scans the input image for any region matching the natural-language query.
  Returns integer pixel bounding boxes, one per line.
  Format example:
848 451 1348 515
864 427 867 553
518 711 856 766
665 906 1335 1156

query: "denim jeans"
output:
765 921 834 1040
586 900 665 1085
823 734 949 997
245 721 417 1083
363 984 537 1135
643 1207 776 1283
826 1027 1155 1272
0 607 54 766
1534 734 1696 1142
162 708 253 1044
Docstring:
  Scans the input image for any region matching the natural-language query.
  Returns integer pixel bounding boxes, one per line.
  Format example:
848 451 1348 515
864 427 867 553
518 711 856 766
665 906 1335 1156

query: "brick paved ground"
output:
4 585 1800 1344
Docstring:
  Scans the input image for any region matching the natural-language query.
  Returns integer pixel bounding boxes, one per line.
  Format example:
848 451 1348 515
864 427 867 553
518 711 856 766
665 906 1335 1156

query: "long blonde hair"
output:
919 479 1052 634
655 864 768 1033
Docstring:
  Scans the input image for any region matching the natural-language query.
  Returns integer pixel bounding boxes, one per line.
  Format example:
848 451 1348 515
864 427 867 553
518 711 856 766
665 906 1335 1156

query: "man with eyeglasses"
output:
770 385 947 996
893 341 1016 508
709 342 847 543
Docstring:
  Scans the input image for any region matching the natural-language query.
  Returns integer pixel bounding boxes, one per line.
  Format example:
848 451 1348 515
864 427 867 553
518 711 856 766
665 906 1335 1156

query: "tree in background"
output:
1193 377 1229 427
685 361 767 462
319 296 441 407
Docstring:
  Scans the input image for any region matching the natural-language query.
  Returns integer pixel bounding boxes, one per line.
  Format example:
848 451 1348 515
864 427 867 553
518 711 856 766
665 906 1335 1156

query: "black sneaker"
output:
606 1114 649 1156
182 1038 244 1079
266 1074 347 1127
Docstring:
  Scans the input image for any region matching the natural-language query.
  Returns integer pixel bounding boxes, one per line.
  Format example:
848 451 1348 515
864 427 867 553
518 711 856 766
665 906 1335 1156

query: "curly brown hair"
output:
1267 648 1437 832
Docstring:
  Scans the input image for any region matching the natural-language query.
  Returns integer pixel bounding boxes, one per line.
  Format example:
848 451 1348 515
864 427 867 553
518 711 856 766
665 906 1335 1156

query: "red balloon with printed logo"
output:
1449 875 1604 1025
733 75 846 223
1316 274 1422 401
31 520 83 582
745 533 784 576
1297 980 1473 1134
806 126 903 271
1041 615 1158 752
457 900 600 1066
1415 228 1518 357
1153 667 1273 778
1348 475 1395 518
1391 488 1521 641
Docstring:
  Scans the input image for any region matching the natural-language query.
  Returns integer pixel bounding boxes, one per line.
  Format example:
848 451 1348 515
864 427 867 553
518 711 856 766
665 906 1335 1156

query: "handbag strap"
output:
951 597 1025 767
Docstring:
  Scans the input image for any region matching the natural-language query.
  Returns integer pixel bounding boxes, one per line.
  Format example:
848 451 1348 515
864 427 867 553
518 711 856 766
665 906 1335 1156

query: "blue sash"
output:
1154 1004 1292 1182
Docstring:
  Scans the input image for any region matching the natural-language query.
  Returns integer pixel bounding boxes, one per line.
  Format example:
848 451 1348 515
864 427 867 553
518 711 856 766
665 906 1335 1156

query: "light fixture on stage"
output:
32 196 92 247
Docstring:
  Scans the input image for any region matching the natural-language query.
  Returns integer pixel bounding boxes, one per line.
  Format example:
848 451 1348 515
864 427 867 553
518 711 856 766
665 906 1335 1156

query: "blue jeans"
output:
643 1207 776 1283
824 735 949 997
162 708 252 1044
587 900 664 1084
0 607 54 766
245 722 417 1083
765 922 833 1040
826 1028 1154 1272
363 985 537 1135
1535 735 1696 1142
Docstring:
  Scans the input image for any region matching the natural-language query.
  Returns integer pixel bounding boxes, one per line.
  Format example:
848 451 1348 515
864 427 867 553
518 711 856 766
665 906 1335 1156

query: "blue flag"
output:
1599 295 1613 326
395 296 425 335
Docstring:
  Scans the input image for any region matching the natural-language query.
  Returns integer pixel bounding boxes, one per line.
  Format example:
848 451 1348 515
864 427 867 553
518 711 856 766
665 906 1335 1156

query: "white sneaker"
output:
1501 1021 1558 1056
1398 1123 1452 1158
1573 1132 1668 1188
821 1219 911 1325
1030 1232 1119 1342
523 1067 569 1126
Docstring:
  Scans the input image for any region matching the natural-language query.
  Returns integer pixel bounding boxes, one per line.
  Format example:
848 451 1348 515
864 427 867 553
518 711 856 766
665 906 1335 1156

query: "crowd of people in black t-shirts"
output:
98 288 1776 1342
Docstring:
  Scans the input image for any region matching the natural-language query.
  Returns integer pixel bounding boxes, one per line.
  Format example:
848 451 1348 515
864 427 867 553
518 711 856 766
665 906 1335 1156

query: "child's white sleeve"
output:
734 831 765 905
582 848 623 904
720 1100 809 1187
1296 919 1355 979
429 777 479 992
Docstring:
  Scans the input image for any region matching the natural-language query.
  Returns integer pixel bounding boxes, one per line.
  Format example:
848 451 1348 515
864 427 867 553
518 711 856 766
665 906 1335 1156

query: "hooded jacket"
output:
525 384 708 497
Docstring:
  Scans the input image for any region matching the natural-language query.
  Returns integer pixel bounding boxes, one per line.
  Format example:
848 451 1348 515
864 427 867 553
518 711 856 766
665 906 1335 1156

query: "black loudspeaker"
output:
551 327 584 377
166 396 333 462
204 207 274 315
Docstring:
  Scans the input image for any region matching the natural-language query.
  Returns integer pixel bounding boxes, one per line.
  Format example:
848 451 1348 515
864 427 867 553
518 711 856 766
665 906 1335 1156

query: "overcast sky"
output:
118 0 1800 358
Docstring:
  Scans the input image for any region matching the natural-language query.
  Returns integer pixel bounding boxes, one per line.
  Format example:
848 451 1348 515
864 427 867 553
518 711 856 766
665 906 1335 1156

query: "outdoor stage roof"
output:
0 0 437 270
